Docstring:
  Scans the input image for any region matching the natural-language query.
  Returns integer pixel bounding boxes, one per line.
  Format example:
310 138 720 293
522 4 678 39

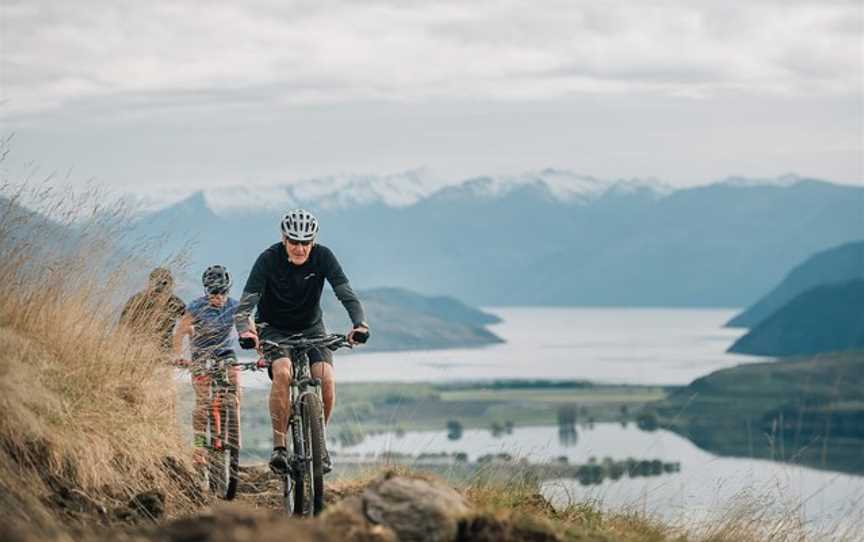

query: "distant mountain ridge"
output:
350 287 502 326
320 288 503 351
727 240 864 328
136 168 670 214
131 172 864 307
728 279 864 357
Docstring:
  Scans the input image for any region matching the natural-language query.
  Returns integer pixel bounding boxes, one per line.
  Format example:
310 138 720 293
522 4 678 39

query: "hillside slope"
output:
320 287 503 351
0 189 201 537
728 240 864 328
654 353 864 474
728 280 864 357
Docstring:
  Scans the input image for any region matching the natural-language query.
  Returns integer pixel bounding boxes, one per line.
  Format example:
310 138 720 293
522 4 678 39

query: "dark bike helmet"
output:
280 208 319 242
202 264 231 295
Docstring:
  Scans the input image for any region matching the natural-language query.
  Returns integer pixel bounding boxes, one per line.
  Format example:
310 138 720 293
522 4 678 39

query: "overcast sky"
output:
1 0 861 192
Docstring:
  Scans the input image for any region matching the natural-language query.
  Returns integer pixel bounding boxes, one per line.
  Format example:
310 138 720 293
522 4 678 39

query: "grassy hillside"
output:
653 353 864 474
0 186 200 537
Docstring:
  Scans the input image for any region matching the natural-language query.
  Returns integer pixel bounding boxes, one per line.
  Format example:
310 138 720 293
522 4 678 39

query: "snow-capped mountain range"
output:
131 168 673 215
129 171 861 308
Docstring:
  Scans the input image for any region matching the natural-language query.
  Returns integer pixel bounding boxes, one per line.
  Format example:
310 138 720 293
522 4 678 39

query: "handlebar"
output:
260 333 354 352
171 358 267 372
239 322 369 351
227 360 267 371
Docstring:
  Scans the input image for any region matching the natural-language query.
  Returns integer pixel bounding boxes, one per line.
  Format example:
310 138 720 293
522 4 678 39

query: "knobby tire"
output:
303 393 326 515
290 415 307 515
208 393 239 500
286 393 326 516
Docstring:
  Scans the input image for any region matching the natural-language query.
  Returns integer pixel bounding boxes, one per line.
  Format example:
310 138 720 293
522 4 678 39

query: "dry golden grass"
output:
457 464 852 542
0 178 198 536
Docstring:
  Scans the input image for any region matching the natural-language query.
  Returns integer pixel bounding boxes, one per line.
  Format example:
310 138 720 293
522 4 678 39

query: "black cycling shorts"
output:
260 325 333 380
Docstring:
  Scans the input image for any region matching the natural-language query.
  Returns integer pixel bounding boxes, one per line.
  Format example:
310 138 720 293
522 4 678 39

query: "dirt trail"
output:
9 465 564 542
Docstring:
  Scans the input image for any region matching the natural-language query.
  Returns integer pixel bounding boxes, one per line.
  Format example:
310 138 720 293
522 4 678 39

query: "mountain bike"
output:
186 356 264 500
258 332 361 516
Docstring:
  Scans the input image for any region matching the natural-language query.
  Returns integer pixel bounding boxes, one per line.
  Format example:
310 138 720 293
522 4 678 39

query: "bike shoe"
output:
269 447 290 475
322 452 333 475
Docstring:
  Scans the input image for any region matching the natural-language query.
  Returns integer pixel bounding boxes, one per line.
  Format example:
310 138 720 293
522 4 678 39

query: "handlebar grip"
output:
352 329 369 344
239 337 257 350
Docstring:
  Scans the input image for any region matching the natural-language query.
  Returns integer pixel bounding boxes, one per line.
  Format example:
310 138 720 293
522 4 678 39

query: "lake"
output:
239 307 769 387
333 423 864 537
221 306 862 534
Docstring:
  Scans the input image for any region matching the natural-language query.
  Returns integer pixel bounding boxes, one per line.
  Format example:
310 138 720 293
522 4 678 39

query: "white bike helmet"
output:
280 209 319 242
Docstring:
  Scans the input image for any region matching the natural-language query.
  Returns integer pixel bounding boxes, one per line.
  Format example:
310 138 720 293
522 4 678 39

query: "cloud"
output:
1 0 860 117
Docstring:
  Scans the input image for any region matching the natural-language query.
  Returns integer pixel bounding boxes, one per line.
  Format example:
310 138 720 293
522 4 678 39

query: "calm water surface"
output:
237 307 766 387
337 307 767 384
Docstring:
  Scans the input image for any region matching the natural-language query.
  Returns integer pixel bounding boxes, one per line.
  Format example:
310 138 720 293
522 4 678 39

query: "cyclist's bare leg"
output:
191 375 210 436
191 374 209 465
311 361 335 424
269 357 293 447
228 366 241 407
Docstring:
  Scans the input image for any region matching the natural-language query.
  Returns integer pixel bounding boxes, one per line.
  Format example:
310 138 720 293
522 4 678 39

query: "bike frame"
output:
186 356 261 500
205 359 239 452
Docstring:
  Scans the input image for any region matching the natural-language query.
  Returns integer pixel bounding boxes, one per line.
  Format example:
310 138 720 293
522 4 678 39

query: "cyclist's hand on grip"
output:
239 330 259 350
348 324 369 345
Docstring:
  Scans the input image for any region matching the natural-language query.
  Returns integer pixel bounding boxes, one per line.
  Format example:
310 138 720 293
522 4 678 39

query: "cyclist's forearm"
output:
171 333 183 358
333 282 366 327
234 291 261 334
172 315 191 358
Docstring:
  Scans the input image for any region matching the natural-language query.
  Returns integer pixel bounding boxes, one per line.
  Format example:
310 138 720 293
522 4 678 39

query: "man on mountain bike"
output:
234 209 368 474
120 267 185 352
172 265 240 464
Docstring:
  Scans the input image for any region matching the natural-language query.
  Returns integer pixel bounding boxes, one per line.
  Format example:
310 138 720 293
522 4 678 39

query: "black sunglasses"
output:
286 238 312 246
206 287 229 296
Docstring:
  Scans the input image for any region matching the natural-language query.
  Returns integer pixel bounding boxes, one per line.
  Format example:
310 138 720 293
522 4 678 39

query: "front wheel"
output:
290 393 325 516
209 393 239 500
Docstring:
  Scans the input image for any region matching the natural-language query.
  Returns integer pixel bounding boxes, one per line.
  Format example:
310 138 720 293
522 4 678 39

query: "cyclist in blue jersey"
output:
172 265 239 464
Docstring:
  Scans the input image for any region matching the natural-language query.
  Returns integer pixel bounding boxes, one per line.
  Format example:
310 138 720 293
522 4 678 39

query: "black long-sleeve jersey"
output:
234 242 365 334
